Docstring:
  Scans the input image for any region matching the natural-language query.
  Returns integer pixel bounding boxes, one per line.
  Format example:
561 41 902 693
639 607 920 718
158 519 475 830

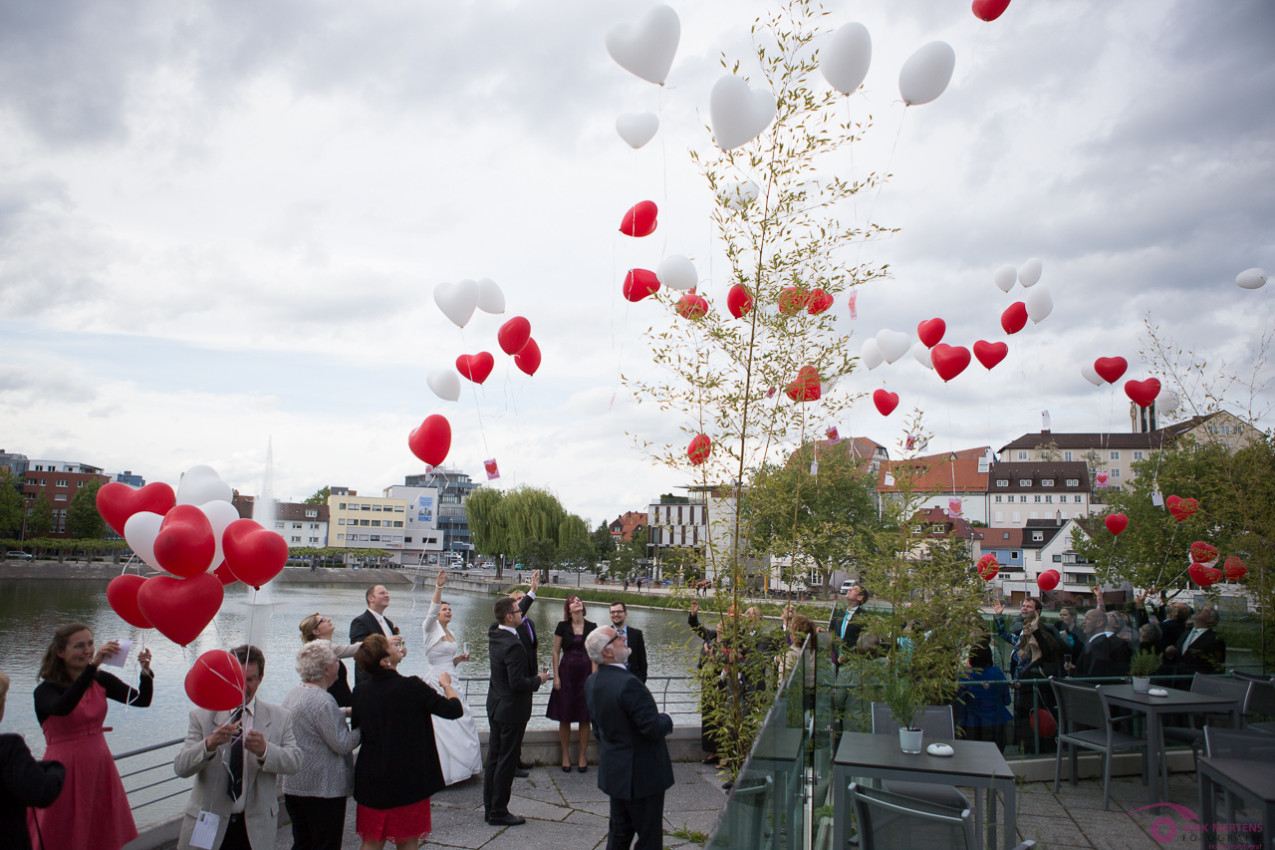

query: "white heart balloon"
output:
899 41 956 106
911 340 934 369
475 278 505 314
1236 267 1267 290
616 112 659 149
1158 388 1181 414
720 180 760 211
434 279 479 328
1080 362 1103 387
1019 257 1043 288
860 338 884 371
427 370 461 402
176 465 232 507
993 264 1017 293
710 76 776 151
875 329 911 364
124 511 165 571
605 5 680 86
821 22 872 96
1025 284 1053 323
657 255 697 291
199 499 242 573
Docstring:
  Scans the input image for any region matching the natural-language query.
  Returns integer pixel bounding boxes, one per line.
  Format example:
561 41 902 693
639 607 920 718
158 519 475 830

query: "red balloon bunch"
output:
1036 569 1060 592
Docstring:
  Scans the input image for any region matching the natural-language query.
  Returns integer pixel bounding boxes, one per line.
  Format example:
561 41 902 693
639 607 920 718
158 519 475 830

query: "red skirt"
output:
356 799 431 843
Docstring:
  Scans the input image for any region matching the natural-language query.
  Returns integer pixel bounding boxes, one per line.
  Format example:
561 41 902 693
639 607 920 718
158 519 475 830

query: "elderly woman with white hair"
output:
281 640 361 850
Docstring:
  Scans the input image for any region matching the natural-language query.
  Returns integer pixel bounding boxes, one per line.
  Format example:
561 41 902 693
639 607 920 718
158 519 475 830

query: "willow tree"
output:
464 485 573 578
626 0 892 769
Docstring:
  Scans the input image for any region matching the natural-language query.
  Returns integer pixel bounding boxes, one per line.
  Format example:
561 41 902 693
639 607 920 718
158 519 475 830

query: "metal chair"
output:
1203 726 1275 760
848 782 1037 850
1231 672 1275 735
1050 678 1154 810
1162 674 1252 762
869 703 969 809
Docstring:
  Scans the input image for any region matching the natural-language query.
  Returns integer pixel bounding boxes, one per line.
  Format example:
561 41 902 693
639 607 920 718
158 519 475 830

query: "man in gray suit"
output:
174 645 302 850
584 626 674 850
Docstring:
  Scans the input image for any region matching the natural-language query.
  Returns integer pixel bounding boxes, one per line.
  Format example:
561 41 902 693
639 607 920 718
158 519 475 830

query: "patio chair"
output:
1050 678 1152 810
1230 672 1275 735
869 703 969 809
1162 674 1252 763
1202 726 1275 760
847 782 1037 850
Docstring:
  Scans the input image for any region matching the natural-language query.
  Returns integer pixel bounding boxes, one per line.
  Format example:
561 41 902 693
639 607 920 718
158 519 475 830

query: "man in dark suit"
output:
484 596 548 826
1075 609 1132 678
608 601 647 683
1164 606 1226 677
584 626 674 850
509 570 540 771
828 584 869 659
1158 601 1193 654
350 585 397 683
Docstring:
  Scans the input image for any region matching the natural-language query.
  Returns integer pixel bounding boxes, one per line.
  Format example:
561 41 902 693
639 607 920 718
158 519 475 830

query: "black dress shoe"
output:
487 813 526 826
517 760 534 770
577 765 587 773
514 768 529 778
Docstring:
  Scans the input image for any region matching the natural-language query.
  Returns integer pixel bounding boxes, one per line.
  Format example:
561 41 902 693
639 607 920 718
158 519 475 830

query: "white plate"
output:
1148 688 1170 697
926 743 955 757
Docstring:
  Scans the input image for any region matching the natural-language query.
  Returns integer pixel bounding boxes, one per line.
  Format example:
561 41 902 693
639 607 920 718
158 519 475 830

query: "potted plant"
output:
882 672 923 754
1129 649 1161 693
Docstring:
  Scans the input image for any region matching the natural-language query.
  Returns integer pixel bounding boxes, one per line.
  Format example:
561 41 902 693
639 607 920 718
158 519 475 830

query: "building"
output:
20 459 108 537
995 518 1096 606
875 447 992 524
646 492 707 577
904 507 985 562
404 467 478 562
234 497 330 549
110 470 146 487
383 484 444 565
608 511 647 542
0 450 29 478
326 487 409 560
986 460 1092 527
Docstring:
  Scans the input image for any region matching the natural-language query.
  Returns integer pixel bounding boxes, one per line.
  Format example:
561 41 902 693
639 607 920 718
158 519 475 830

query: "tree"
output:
466 488 507 561
304 487 331 506
558 535 595 573
26 489 53 537
67 479 107 539
518 538 557 574
499 487 567 558
0 472 23 538
591 521 617 563
611 526 647 580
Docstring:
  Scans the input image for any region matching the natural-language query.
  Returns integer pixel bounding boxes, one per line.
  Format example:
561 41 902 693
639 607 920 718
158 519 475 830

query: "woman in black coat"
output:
351 635 464 850
0 670 66 850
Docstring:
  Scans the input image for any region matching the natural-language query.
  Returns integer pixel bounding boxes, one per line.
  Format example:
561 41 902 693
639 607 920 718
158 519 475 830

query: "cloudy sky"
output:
1 0 1272 528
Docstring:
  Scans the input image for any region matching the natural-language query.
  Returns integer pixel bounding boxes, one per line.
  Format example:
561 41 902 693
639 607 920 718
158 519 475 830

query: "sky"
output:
1 0 1272 529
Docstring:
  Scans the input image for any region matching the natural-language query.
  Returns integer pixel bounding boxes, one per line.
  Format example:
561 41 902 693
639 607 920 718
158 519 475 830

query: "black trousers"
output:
218 813 251 850
284 794 347 850
607 792 665 850
483 713 527 818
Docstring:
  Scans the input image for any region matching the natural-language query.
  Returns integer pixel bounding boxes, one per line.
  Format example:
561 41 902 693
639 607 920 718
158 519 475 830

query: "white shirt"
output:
498 624 519 636
368 608 392 636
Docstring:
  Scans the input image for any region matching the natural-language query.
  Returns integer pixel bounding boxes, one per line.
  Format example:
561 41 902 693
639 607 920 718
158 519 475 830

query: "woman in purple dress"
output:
545 596 596 772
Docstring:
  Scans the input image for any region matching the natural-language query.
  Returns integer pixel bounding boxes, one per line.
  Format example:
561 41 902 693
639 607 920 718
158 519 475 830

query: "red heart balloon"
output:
675 290 709 320
972 0 1011 22
1093 356 1128 384
1104 513 1128 536
1189 541 1218 564
1124 377 1161 408
930 344 971 382
1223 556 1247 581
973 340 1008 370
497 317 531 356
619 200 658 237
976 554 999 581
455 352 494 384
408 414 452 466
1167 495 1199 522
777 286 812 315
622 269 661 302
687 434 711 465
872 389 899 416
222 518 288 589
137 573 224 646
1001 302 1028 335
916 318 946 348
154 504 216 579
213 562 240 586
96 482 177 537
726 284 754 318
806 289 834 315
185 649 246 711
107 575 153 629
1188 562 1221 587
785 365 821 402
1037 569 1059 592
515 338 541 376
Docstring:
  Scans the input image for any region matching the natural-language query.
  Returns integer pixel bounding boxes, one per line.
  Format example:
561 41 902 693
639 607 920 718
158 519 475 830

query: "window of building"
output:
1034 550 1042 560
1010 550 1019 559
338 502 346 510
1017 451 1027 460
1029 511 1038 519
275 521 284 529
1012 512 1020 522
1042 478 1054 487
359 519 370 526
54 494 67 502
292 522 302 529
931 524 945 533
1133 451 1144 460
77 481 85 488
1045 495 1053 503
56 479 68 487
995 479 1009 487
1065 478 1079 487
1032 531 1044 541
291 536 301 543
308 537 319 544
1034 495 1042 502
910 525 922 534
393 521 403 528
395 506 405 512
994 512 1003 522
361 504 370 511
1064 451 1073 461
1019 495 1027 503
1074 495 1083 503
1110 451 1120 460
994 495 1003 502
370 535 380 542
337 533 345 541
371 520 381 527
1112 468 1121 478
1053 554 1062 562
338 518 345 526
1018 479 1031 487
305 509 317 518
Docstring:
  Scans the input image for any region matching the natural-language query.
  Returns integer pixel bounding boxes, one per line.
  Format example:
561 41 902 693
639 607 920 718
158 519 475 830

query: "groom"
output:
484 596 548 826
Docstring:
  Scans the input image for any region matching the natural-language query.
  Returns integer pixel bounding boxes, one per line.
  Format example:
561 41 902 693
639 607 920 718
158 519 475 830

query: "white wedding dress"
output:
422 632 484 785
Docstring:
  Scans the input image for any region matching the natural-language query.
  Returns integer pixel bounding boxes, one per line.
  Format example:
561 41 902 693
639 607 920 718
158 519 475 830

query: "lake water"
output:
0 578 705 759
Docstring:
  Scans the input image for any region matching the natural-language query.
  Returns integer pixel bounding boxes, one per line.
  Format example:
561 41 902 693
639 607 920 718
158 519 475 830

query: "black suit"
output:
516 592 538 668
1173 628 1226 677
828 605 864 661
585 664 674 850
0 733 65 850
484 622 543 820
619 626 648 683
1077 633 1132 679
349 610 396 683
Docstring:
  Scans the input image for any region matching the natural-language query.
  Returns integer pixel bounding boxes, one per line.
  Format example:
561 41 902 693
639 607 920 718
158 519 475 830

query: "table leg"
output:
987 785 997 850
1146 710 1162 804
1003 779 1017 850
1198 768 1214 838
833 766 846 850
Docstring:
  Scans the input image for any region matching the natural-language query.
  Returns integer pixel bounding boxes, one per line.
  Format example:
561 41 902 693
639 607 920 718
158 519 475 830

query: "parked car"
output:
6 551 34 561
839 580 855 594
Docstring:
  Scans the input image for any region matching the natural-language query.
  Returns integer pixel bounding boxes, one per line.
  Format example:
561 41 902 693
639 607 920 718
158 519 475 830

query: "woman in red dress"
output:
30 623 153 850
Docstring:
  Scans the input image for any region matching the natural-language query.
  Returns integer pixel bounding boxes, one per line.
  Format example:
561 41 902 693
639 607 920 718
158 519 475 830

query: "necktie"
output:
841 611 853 639
1183 629 1198 649
618 628 629 669
228 707 244 801
525 619 534 643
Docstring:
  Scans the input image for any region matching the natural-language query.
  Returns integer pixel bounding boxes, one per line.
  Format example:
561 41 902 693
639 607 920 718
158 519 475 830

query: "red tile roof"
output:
878 447 990 494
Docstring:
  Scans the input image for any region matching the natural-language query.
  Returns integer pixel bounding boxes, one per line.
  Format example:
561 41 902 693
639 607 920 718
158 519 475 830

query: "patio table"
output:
833 731 1017 850
1101 683 1242 804
1197 757 1274 850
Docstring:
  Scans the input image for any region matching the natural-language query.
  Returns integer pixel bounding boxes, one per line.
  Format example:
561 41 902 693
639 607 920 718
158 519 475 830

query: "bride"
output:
420 570 483 784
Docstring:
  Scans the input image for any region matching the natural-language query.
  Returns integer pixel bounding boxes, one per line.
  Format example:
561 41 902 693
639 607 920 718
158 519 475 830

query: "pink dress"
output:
28 682 137 850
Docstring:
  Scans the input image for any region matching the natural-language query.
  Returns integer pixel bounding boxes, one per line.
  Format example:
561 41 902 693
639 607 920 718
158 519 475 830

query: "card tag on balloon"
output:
1041 410 1051 430
1151 491 1165 507
102 639 132 668
905 435 917 450
847 291 858 319
884 473 895 486
826 427 840 445
484 459 500 481
810 461 819 475
766 386 776 399
190 812 220 849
